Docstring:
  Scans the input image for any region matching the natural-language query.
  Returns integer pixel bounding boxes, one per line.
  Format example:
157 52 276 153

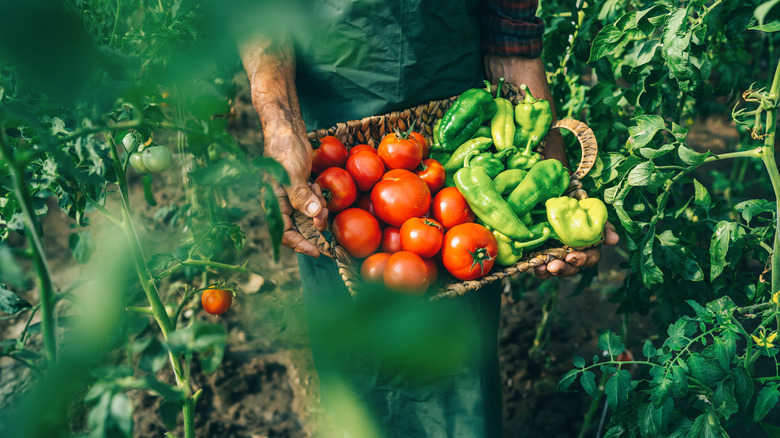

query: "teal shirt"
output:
291 0 484 129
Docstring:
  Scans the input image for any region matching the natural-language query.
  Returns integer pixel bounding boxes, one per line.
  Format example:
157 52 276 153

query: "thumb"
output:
286 180 323 218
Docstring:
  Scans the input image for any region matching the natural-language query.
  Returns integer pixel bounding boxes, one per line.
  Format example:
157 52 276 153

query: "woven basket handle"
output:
292 210 335 258
548 119 598 181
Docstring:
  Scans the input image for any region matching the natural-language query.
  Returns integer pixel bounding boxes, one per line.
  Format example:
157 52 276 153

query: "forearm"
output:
483 55 567 165
238 36 307 158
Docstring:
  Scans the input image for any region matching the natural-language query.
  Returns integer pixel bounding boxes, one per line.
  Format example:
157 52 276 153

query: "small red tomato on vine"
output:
202 288 233 315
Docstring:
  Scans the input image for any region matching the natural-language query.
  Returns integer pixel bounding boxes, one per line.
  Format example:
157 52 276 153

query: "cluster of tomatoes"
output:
311 131 499 296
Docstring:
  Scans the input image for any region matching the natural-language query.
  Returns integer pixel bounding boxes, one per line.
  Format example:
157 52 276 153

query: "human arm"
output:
238 34 328 257
481 2 619 278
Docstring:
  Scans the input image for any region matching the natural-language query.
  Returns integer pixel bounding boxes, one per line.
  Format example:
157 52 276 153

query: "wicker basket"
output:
293 84 599 301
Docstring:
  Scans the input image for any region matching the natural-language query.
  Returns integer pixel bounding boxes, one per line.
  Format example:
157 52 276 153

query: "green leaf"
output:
639 143 675 159
693 179 712 211
628 115 666 149
643 339 657 358
690 409 729 438
750 21 780 32
756 0 780 26
710 221 745 281
735 199 776 225
733 366 754 410
251 156 290 186
606 369 632 411
598 330 626 357
712 380 739 421
0 245 27 288
662 9 693 81
581 370 600 400
573 356 586 369
160 399 184 430
589 24 625 62
558 369 578 392
754 384 780 422
640 226 663 288
260 181 284 262
69 230 95 265
664 318 695 351
678 143 712 166
627 161 656 186
0 285 32 316
142 174 157 206
139 338 168 374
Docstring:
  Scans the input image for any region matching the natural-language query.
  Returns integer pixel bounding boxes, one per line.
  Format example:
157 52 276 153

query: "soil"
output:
4 76 748 438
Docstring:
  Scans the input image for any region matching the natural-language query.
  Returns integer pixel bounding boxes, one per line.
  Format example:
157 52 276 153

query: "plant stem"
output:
0 130 58 367
763 56 780 295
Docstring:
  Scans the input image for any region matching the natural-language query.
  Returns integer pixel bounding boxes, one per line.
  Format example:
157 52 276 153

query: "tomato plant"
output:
400 217 444 259
201 288 233 315
383 251 430 296
332 208 382 258
315 167 357 213
441 223 497 281
311 135 348 175
370 169 431 227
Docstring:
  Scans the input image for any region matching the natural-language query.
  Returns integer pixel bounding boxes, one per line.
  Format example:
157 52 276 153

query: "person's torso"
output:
291 0 483 129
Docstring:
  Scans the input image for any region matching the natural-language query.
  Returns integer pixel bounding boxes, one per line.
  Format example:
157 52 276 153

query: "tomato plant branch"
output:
762 55 780 295
155 259 248 280
0 127 58 367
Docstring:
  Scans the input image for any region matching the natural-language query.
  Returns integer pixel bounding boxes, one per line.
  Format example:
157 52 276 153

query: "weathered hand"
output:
534 222 619 279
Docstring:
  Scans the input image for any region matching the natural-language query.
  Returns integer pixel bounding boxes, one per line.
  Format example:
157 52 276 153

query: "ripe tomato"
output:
371 169 431 227
400 217 444 259
432 187 475 230
380 226 402 254
346 151 385 192
202 288 233 315
312 136 348 175
383 251 431 296
361 252 391 284
377 131 423 170
332 208 382 258
441 223 498 280
415 159 446 194
409 131 429 160
315 167 357 213
349 144 377 156
142 146 173 172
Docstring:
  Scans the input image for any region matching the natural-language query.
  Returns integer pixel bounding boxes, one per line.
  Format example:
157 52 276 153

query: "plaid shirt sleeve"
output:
480 0 544 58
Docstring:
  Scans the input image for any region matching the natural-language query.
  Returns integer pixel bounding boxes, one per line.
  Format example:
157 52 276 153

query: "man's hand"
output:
534 222 620 279
240 34 328 257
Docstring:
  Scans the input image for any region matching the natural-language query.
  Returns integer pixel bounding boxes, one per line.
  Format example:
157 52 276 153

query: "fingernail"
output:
306 201 320 216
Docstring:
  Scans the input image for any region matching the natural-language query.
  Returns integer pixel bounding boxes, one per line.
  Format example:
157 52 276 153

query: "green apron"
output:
292 1 503 436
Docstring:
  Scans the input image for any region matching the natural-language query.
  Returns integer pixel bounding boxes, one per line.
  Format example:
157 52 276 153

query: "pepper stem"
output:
520 83 536 102
516 227 551 249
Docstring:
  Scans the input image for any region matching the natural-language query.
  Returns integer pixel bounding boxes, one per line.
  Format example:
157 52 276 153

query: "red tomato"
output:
380 226 402 253
415 159 446 195
312 136 348 175
349 144 377 156
409 131 429 160
377 131 423 170
432 187 475 230
441 223 498 280
346 151 385 192
383 251 431 296
332 208 382 258
315 167 357 213
371 169 431 227
202 288 233 315
400 217 444 259
361 252 391 284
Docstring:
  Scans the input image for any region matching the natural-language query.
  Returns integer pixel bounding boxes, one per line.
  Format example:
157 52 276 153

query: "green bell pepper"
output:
545 197 608 247
436 81 498 151
493 169 527 195
506 159 570 217
514 83 552 152
454 151 533 241
442 136 494 174
483 222 553 266
491 78 516 151
471 125 492 140
470 147 517 180
507 131 542 171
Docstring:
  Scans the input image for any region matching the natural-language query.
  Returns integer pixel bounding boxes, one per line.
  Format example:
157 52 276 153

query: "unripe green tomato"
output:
141 146 173 172
129 152 151 173
122 131 141 151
